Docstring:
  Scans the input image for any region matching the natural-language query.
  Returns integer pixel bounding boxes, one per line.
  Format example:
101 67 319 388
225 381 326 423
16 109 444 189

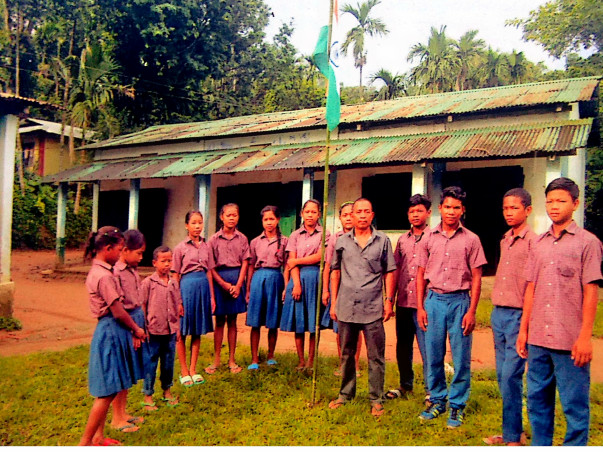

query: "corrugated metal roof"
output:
84 77 600 150
45 119 593 183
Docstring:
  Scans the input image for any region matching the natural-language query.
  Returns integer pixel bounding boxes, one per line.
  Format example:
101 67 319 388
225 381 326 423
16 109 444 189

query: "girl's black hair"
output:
218 203 239 230
260 205 284 262
84 226 124 260
124 229 146 251
302 199 321 212
185 210 203 224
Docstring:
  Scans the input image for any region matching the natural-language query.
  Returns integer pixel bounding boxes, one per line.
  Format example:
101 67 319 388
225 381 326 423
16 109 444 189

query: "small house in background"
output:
18 118 95 176
46 76 601 273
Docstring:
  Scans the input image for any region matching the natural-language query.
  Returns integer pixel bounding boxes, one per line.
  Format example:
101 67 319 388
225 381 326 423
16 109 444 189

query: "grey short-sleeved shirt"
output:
331 228 396 324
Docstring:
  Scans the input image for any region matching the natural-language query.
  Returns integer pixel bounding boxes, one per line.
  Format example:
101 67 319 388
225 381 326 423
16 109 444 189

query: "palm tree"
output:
481 48 510 87
453 30 485 91
407 25 458 94
370 68 407 100
341 0 389 87
507 50 529 84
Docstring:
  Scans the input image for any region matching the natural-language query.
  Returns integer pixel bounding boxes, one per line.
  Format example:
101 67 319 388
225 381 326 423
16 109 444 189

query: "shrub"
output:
0 317 22 331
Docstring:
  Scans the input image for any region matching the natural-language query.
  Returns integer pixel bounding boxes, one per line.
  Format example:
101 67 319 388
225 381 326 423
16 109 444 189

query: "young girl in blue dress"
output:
172 211 215 386
245 206 288 370
112 230 147 423
79 226 147 446
280 199 330 370
206 203 250 374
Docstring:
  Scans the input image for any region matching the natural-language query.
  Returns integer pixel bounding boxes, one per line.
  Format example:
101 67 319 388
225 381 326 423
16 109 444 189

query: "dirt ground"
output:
2 248 602 383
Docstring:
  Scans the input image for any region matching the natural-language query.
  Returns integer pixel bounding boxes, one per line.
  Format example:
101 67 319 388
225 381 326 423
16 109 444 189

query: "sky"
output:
263 0 566 88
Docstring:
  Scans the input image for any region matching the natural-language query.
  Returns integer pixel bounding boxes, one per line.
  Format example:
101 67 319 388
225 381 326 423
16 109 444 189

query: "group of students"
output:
377 177 601 446
77 176 601 446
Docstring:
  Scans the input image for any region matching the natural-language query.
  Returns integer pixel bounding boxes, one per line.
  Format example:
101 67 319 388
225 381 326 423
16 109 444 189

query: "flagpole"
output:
311 0 335 406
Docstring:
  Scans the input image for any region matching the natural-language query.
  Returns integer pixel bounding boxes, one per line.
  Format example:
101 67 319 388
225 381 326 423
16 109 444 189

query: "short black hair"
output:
545 177 579 201
440 186 466 205
408 194 431 211
353 197 373 211
339 201 354 215
152 245 171 261
503 188 532 207
124 229 145 251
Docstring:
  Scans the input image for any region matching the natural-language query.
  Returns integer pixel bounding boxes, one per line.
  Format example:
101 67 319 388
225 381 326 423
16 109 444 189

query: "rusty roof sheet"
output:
45 119 593 183
83 77 600 151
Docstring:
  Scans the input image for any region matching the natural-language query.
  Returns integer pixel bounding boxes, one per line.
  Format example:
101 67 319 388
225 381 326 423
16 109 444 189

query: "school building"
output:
46 76 601 273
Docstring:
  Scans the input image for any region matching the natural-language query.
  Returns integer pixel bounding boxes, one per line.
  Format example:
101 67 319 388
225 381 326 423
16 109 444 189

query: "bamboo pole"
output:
310 0 335 406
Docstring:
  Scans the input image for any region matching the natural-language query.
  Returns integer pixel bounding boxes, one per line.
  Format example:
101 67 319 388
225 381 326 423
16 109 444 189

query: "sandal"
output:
179 375 193 387
266 359 278 366
483 435 504 445
140 401 158 411
205 364 219 374
328 398 347 409
192 373 205 384
371 403 385 417
229 364 242 374
112 423 138 433
384 389 403 400
247 363 259 370
93 437 122 446
127 416 145 424
161 396 179 407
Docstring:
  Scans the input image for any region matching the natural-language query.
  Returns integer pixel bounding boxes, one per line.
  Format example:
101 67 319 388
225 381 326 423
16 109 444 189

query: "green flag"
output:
313 25 340 132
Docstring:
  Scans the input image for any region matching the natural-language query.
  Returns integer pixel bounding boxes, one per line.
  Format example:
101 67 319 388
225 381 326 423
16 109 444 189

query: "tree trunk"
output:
73 135 86 215
359 65 363 87
15 6 20 95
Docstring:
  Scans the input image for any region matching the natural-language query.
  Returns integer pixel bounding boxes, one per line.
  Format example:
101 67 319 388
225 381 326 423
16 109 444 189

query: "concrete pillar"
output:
429 162 445 226
194 175 211 239
0 114 17 317
92 182 100 231
128 178 140 230
545 156 561 187
56 182 68 267
302 168 314 204
411 163 428 195
325 169 337 233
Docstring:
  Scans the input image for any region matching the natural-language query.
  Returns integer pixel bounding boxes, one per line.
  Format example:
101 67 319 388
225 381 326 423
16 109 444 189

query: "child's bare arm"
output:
516 282 535 358
572 283 599 367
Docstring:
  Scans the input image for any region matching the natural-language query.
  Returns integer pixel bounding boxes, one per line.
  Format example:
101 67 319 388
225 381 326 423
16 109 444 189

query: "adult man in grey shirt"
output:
327 198 396 417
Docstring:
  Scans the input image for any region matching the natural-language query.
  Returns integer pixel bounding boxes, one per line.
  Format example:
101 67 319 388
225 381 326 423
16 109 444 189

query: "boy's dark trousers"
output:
395 306 427 392
143 333 177 396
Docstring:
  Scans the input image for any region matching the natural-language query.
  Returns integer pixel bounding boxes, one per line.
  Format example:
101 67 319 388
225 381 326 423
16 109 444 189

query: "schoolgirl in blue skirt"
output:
245 206 288 370
207 203 251 374
79 226 147 447
112 229 148 429
280 199 330 371
172 211 215 387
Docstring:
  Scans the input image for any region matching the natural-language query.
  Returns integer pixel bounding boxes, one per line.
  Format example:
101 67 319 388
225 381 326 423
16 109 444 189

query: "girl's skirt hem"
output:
279 266 322 334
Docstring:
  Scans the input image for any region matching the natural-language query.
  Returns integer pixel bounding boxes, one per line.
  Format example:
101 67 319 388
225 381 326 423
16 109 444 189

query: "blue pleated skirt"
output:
280 266 321 334
180 271 213 336
214 267 247 316
88 313 137 397
320 297 339 333
127 307 147 381
246 268 284 329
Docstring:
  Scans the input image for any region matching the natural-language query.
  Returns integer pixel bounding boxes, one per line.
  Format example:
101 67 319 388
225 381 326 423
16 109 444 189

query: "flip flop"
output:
112 423 138 433
93 438 122 446
371 403 385 418
247 363 259 370
179 375 193 387
140 401 158 411
482 435 504 445
205 364 219 375
266 359 278 366
328 398 347 410
384 389 402 400
192 373 205 384
161 396 179 407
127 416 146 424
229 364 242 374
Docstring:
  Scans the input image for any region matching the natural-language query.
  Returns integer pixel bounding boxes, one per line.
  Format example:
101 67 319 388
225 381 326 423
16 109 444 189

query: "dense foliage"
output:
12 171 92 249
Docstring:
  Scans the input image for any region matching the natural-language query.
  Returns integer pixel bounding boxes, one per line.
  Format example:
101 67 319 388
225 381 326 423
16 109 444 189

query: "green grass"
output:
476 299 603 339
0 317 22 332
1 341 602 446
